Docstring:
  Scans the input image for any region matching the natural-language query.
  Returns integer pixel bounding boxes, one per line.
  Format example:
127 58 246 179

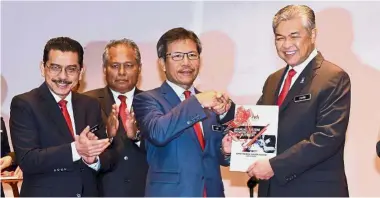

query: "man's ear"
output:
79 65 86 81
311 28 317 44
40 61 45 77
157 58 166 72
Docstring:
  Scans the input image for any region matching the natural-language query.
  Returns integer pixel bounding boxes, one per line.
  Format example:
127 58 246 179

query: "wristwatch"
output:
133 130 141 142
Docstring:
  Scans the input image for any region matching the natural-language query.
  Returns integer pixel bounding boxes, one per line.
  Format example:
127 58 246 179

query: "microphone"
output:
377 141 380 157
247 177 258 198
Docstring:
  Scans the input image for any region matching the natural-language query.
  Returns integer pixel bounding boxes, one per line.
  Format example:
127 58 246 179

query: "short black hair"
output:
156 27 202 60
43 37 84 68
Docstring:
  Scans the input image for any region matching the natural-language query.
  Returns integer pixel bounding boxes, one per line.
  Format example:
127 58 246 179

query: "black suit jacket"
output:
256 52 351 197
9 83 111 197
84 86 148 197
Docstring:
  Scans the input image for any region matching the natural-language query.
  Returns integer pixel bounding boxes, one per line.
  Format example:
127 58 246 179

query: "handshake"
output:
195 91 232 115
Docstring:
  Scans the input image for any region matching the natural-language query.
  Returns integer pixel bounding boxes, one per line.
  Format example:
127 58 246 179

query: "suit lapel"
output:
160 81 182 108
72 92 85 136
38 83 74 141
160 82 202 150
103 87 116 117
279 52 323 113
195 88 211 152
201 108 214 151
269 68 287 105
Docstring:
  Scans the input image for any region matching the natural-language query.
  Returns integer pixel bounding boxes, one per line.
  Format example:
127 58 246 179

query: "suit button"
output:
53 169 56 172
80 168 84 172
61 168 64 171
187 121 191 125
124 156 128 160
124 179 131 183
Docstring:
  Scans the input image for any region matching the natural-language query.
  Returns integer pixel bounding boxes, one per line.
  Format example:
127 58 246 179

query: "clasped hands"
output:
195 91 232 115
75 104 136 164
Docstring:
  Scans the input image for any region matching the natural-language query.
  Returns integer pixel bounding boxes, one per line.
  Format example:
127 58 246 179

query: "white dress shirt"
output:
278 48 318 94
110 87 135 112
109 87 140 146
50 90 100 171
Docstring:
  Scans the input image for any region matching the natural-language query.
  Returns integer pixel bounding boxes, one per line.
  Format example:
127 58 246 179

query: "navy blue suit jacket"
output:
133 82 230 197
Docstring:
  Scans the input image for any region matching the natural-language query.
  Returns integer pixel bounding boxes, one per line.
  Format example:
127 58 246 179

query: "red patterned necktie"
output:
183 90 207 197
118 95 128 131
58 99 74 137
277 69 297 106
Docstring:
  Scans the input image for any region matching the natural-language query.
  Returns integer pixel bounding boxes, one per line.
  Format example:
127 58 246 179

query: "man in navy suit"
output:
133 27 234 197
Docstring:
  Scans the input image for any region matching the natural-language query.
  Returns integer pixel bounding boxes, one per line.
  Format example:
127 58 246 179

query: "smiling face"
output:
274 17 316 66
40 49 83 99
159 39 200 90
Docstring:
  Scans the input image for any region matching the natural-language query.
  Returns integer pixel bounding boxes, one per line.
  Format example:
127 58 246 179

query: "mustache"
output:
52 79 72 85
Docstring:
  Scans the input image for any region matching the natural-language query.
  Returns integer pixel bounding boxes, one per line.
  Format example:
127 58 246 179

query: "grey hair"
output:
272 5 316 34
102 38 142 67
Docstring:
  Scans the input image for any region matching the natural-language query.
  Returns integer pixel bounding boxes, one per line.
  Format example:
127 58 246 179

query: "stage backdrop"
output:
2 1 380 197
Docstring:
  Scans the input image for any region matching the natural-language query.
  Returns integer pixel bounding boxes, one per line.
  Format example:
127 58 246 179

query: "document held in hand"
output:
226 105 279 172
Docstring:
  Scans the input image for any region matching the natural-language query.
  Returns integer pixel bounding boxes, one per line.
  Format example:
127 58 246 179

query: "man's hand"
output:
212 92 232 115
195 91 227 110
82 130 100 164
221 131 238 155
246 158 274 180
75 126 110 163
0 156 12 171
14 166 23 178
122 107 139 140
106 104 119 138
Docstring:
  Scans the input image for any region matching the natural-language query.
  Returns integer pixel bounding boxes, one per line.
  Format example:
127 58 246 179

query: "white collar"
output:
166 80 196 97
109 87 136 100
50 89 72 103
289 48 318 73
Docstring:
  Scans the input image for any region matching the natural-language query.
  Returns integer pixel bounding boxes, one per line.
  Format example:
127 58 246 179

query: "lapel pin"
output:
300 77 305 84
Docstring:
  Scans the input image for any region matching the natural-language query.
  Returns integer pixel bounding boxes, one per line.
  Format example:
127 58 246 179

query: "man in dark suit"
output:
133 27 234 197
246 5 351 197
84 38 148 197
9 37 119 197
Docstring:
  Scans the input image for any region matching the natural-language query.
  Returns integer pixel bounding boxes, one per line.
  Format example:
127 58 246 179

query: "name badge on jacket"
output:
294 94 311 103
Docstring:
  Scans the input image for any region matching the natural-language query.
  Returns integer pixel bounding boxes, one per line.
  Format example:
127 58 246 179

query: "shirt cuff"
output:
82 156 101 171
71 141 81 162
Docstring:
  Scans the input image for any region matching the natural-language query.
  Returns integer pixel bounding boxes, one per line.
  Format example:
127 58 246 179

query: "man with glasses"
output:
84 39 148 197
133 27 234 197
9 37 120 197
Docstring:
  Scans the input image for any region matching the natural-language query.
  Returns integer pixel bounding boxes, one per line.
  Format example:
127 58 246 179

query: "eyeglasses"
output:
166 52 200 61
46 64 80 76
